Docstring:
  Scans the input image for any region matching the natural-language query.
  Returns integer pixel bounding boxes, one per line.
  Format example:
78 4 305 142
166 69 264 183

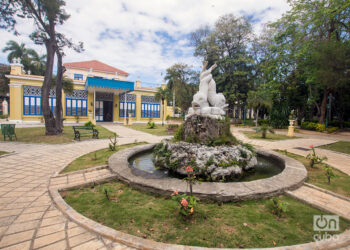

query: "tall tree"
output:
155 87 171 126
164 63 198 114
0 0 83 135
191 14 254 116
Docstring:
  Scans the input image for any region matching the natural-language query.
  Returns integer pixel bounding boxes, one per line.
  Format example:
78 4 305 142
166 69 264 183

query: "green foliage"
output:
164 63 199 112
174 123 184 141
205 156 214 167
315 123 325 132
109 133 118 151
324 165 337 184
167 124 179 129
102 185 113 200
147 121 156 129
74 115 79 123
253 125 274 139
270 197 287 218
171 192 199 217
306 146 327 168
84 121 94 127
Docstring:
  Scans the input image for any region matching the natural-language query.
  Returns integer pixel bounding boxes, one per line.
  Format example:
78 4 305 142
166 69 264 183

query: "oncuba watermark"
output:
313 215 339 242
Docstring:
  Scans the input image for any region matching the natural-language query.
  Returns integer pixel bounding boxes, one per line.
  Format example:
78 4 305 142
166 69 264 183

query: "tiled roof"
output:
63 60 129 76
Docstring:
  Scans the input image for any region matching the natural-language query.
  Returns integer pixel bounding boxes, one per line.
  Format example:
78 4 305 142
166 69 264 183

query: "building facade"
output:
6 60 171 124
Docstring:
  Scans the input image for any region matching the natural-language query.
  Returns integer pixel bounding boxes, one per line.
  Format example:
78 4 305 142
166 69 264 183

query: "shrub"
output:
306 145 327 168
258 119 270 126
254 125 274 138
74 115 79 123
109 133 118 151
84 121 94 127
301 121 317 131
327 127 338 133
168 124 179 129
315 123 325 132
174 123 184 141
0 114 8 119
270 197 287 217
324 165 337 184
147 121 155 129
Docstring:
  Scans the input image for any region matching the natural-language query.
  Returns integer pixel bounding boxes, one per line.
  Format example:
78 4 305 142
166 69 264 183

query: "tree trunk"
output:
255 108 259 127
42 41 57 134
319 90 329 124
42 21 58 135
55 51 63 134
162 99 164 126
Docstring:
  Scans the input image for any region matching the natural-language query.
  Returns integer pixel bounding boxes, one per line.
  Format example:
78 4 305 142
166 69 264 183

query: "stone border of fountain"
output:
108 144 307 202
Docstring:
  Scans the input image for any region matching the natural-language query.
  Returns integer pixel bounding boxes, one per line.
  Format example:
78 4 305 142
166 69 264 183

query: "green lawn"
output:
0 125 114 144
63 181 350 248
276 150 350 198
0 151 8 156
318 141 350 155
126 124 170 136
242 131 299 141
61 142 147 173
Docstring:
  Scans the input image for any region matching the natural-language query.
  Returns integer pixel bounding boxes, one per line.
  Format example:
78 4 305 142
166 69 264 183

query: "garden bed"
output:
125 124 169 136
242 131 299 141
275 150 350 198
62 180 350 248
318 141 350 155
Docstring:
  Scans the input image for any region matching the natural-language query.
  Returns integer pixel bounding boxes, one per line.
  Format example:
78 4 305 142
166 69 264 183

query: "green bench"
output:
1 124 17 141
72 126 99 141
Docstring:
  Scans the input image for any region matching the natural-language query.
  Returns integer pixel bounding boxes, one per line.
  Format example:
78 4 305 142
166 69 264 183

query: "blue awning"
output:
85 77 134 92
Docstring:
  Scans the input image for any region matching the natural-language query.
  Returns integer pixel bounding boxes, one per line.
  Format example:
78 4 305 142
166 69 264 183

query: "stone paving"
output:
0 125 167 250
232 127 350 224
0 124 349 249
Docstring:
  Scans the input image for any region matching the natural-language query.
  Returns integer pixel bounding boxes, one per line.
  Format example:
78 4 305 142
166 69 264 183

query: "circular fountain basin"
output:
109 144 307 202
129 151 284 182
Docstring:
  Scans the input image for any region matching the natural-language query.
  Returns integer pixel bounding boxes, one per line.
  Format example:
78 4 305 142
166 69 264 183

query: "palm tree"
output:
27 49 46 75
155 87 171 126
247 89 272 126
2 40 27 63
254 125 274 139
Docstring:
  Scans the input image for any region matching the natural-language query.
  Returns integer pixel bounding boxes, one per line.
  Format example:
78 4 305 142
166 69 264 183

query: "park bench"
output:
72 126 99 141
1 124 17 141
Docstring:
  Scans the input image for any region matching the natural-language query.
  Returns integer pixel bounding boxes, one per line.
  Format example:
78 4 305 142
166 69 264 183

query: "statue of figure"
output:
187 61 228 119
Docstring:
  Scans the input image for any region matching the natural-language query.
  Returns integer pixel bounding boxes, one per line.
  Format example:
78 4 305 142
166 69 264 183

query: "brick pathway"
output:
0 124 166 249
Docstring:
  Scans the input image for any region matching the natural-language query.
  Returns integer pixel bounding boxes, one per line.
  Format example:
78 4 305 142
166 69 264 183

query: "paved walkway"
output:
232 128 350 175
0 124 349 249
232 127 350 223
0 125 167 249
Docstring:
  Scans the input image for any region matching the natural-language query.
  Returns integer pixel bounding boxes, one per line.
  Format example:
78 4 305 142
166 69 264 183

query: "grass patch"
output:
61 142 148 173
126 124 169 136
318 141 350 155
0 151 9 156
276 150 350 197
0 125 114 144
242 131 299 141
63 181 350 248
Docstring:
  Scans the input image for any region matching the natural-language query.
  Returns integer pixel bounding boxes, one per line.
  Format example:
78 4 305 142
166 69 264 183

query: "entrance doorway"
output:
103 101 113 122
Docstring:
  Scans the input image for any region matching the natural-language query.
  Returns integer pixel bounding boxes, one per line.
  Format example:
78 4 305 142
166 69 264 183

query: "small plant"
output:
75 115 80 123
102 185 113 200
109 133 118 151
92 152 97 161
40 116 44 123
324 164 337 184
147 118 156 129
306 145 327 168
171 165 199 217
270 197 287 217
84 121 94 127
254 125 274 138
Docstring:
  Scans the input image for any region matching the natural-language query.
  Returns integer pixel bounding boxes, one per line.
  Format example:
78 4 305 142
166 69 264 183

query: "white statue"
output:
187 61 228 119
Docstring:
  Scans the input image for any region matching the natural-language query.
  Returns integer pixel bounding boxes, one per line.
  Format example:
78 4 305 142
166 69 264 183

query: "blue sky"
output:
0 0 290 86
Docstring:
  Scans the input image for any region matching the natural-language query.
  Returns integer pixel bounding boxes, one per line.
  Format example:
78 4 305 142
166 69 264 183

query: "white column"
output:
124 92 127 125
2 100 8 115
93 90 96 121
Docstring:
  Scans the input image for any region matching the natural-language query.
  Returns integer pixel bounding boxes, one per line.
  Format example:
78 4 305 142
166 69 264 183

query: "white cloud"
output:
0 0 290 84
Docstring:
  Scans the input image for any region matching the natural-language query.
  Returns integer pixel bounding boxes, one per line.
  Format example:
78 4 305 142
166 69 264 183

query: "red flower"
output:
185 166 193 173
309 145 314 149
181 198 188 207
171 190 178 196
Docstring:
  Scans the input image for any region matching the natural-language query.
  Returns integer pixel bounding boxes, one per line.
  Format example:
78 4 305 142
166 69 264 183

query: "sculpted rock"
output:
153 140 257 181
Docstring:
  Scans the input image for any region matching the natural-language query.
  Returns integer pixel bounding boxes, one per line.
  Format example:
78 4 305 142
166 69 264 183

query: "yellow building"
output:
6 60 171 124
